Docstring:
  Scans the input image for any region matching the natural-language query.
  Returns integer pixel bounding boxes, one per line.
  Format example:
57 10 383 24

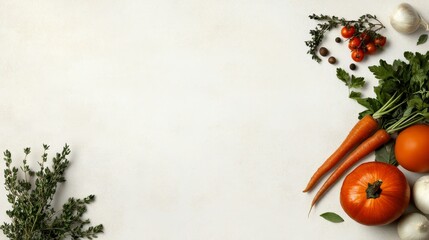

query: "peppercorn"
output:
349 63 357 70
328 56 337 64
335 37 342 43
319 47 329 57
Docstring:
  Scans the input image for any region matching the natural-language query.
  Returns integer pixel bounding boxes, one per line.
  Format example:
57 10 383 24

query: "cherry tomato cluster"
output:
341 25 387 62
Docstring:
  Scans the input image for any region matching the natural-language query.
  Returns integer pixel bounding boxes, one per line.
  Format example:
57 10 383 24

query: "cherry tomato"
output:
365 42 377 54
351 49 365 62
348 37 361 50
341 26 356 38
340 162 410 226
395 124 429 172
374 36 387 47
360 32 371 44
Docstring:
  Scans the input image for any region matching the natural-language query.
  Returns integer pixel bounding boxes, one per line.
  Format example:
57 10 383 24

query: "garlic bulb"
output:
390 3 429 34
397 213 429 240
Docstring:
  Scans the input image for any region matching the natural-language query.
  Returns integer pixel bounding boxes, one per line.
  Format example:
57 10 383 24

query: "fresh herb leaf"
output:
349 91 362 99
336 68 350 84
369 60 395 81
320 212 344 223
350 75 365 88
417 34 428 45
336 68 365 98
375 140 398 166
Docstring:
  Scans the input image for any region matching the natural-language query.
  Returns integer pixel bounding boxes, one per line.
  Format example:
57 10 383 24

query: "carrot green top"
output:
337 51 429 134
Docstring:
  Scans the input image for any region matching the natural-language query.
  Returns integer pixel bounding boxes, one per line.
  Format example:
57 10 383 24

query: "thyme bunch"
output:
0 144 104 240
305 14 384 63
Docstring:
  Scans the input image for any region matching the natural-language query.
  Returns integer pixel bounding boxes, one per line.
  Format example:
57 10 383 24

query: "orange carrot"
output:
303 115 379 192
310 129 391 208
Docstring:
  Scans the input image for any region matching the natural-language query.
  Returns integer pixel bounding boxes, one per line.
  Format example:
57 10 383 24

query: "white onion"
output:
413 176 429 214
397 213 429 240
390 3 429 34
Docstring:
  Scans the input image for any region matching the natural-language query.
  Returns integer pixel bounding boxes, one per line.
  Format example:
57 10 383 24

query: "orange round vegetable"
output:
340 162 410 226
395 124 429 172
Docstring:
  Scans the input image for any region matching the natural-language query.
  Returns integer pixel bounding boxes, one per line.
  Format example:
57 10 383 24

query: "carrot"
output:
302 114 379 192
310 129 391 208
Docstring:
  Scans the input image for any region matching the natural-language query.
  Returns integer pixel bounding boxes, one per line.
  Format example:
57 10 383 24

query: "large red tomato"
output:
395 124 429 172
340 162 410 226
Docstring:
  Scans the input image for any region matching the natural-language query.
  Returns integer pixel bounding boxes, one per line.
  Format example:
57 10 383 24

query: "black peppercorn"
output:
349 63 357 70
319 47 329 57
335 37 341 43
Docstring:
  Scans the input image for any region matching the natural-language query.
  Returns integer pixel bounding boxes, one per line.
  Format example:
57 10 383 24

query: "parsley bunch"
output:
338 51 429 133
0 144 104 240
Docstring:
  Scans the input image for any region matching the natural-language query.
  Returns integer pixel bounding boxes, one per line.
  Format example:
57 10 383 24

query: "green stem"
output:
386 112 429 134
372 92 404 119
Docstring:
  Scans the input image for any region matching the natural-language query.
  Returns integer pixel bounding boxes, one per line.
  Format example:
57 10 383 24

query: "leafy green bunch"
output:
338 51 429 132
0 144 103 240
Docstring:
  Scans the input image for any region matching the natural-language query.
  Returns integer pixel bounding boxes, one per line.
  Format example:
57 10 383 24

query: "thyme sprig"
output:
305 14 385 63
0 144 104 240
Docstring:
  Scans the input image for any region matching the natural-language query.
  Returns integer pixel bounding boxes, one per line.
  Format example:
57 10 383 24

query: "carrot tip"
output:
308 204 314 217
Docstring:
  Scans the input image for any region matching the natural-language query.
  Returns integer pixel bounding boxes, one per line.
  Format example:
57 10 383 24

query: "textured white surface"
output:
0 0 429 239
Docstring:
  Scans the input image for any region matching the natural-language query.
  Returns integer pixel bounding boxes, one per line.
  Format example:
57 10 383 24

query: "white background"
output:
1 0 429 239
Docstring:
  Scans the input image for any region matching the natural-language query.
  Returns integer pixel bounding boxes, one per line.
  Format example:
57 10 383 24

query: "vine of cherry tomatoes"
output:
341 25 387 62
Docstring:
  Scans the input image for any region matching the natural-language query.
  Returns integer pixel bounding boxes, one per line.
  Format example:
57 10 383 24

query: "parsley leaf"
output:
368 60 395 80
336 68 365 95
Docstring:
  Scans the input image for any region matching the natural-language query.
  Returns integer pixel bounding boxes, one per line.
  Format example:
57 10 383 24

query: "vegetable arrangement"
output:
304 4 429 239
306 51 429 211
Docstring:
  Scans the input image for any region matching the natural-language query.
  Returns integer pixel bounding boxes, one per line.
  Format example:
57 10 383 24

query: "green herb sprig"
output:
305 14 384 62
0 144 104 240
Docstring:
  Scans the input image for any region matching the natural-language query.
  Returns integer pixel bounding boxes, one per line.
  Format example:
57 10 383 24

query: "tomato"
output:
365 42 377 54
340 162 410 226
374 36 387 47
351 49 365 62
395 124 429 172
341 26 356 38
348 37 361 50
360 32 371 44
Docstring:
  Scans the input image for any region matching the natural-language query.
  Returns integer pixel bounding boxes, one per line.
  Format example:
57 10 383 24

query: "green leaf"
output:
320 212 344 223
350 75 365 88
417 34 428 45
369 60 394 80
349 91 362 99
356 97 382 114
336 68 350 86
375 140 398 166
337 68 365 102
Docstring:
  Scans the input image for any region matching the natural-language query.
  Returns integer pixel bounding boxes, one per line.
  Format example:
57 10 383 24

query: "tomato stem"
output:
366 180 383 199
